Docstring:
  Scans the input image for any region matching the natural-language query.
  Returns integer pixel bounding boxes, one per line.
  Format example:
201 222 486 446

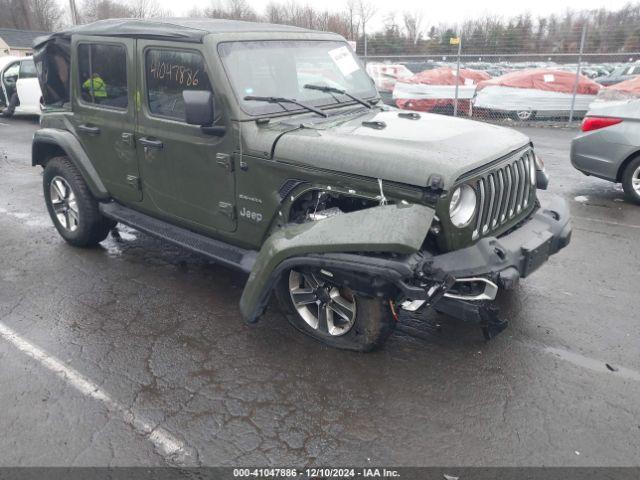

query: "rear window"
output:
78 43 128 109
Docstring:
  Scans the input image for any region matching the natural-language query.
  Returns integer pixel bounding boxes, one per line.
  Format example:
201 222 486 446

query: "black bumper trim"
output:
429 194 571 288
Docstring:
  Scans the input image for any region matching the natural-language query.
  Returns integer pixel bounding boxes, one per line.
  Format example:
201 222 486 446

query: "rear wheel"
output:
43 156 115 247
276 269 396 351
621 156 640 205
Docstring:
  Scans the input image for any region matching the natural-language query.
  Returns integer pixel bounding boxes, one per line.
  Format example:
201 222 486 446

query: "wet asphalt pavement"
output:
0 116 639 467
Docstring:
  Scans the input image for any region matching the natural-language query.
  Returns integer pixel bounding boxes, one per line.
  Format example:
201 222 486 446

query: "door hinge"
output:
218 201 236 220
121 132 135 147
216 153 234 172
126 175 141 190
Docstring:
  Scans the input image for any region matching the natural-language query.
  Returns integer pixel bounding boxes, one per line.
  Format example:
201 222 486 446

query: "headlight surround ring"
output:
449 184 477 228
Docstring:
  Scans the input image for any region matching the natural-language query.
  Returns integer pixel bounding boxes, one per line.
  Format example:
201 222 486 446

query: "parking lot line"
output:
0 321 195 465
0 122 9 126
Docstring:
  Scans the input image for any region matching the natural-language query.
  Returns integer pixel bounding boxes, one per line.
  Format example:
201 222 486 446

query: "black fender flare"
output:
32 128 110 200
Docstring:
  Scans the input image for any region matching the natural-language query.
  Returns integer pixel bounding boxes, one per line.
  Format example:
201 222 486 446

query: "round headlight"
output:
449 184 477 228
529 154 537 186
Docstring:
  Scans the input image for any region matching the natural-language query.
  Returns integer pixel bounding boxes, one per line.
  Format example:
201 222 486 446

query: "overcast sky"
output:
151 0 634 30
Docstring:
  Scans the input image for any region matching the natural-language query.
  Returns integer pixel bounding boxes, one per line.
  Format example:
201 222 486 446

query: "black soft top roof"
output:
34 17 320 48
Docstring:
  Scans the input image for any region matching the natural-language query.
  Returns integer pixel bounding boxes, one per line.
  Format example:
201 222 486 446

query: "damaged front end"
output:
239 195 571 340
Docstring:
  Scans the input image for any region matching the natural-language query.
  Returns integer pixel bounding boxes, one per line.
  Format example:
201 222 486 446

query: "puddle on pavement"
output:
0 206 51 228
101 225 139 256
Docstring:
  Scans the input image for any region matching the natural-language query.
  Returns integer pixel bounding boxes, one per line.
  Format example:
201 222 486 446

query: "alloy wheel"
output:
288 270 357 337
632 165 640 195
49 176 79 232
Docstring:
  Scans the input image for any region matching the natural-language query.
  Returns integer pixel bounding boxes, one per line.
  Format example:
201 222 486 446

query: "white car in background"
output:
1 56 43 117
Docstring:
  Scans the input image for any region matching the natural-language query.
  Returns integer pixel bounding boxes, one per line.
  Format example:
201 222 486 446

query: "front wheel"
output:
275 269 396 351
621 156 640 205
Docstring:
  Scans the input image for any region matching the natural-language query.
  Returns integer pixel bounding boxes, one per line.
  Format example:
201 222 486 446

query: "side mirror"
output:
183 90 214 126
183 90 226 137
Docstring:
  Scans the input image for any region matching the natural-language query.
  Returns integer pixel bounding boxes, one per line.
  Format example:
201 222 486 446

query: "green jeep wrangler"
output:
32 19 571 351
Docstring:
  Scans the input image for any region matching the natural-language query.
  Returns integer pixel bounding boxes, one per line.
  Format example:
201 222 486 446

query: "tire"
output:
621 156 640 205
275 269 396 352
43 156 115 247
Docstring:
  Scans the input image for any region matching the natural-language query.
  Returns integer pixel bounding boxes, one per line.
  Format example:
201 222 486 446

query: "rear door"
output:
135 40 236 233
69 36 141 203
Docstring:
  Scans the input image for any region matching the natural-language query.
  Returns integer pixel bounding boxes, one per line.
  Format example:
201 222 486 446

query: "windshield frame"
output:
217 39 378 118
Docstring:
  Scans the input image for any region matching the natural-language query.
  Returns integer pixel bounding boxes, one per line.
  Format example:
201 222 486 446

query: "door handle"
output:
78 124 101 135
138 137 164 149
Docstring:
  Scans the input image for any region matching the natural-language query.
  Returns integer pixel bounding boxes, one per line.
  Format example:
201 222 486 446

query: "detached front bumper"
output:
429 194 571 291
402 194 571 338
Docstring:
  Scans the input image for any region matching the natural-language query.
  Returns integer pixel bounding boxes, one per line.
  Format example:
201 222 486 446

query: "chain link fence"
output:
358 24 640 126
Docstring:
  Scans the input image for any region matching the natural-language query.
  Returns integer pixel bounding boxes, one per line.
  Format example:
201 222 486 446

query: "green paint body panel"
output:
239 203 435 320
32 127 110 200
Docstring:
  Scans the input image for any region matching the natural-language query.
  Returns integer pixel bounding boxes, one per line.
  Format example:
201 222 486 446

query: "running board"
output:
99 202 257 273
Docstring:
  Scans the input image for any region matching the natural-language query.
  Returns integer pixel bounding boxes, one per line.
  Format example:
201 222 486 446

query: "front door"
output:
70 36 141 203
135 41 236 233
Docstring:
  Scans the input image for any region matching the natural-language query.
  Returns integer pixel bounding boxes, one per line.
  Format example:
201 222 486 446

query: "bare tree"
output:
80 0 132 23
32 0 64 30
0 0 29 28
204 0 257 21
130 0 165 19
344 0 360 41
0 0 62 30
187 6 205 17
265 2 285 24
403 10 423 45
356 0 376 56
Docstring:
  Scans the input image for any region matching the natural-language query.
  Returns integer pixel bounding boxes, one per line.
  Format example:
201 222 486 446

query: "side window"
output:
19 59 37 79
146 49 212 121
77 43 128 109
3 63 20 81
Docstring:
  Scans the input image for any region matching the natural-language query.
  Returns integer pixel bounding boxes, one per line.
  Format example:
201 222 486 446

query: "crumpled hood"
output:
270 109 530 189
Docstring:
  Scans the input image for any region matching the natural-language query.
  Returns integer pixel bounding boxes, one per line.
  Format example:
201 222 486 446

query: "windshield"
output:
218 40 377 116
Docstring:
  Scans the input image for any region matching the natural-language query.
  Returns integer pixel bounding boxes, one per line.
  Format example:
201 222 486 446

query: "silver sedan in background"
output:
571 100 640 204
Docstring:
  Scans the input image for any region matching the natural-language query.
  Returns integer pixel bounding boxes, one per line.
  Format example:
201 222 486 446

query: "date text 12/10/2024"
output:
233 468 401 478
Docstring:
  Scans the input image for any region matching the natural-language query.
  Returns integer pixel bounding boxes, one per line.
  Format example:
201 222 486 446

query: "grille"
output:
471 150 536 240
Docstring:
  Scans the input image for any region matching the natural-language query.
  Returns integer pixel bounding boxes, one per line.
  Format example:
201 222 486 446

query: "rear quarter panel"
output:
571 103 640 180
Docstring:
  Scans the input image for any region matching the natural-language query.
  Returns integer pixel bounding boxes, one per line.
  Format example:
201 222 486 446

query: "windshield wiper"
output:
244 95 328 118
303 84 372 109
